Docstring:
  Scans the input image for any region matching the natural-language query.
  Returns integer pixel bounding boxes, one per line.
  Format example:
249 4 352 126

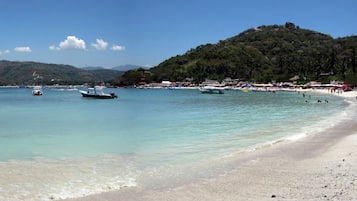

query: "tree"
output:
116 24 357 86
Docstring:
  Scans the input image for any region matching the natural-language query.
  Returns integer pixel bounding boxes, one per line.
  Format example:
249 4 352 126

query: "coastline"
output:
64 90 357 201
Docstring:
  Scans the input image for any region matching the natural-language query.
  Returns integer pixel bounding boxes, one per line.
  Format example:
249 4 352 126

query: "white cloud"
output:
91 39 108 50
14 46 32 52
111 44 125 51
0 49 10 55
49 45 59 51
50 36 86 50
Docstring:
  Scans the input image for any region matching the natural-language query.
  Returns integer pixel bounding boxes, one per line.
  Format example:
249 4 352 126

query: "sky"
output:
0 0 356 68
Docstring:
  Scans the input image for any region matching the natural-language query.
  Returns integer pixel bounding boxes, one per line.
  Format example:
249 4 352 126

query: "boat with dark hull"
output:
79 86 117 99
32 86 43 96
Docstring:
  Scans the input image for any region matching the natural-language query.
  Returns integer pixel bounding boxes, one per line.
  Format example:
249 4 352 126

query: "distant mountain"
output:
82 64 146 71
117 22 357 86
0 60 123 85
82 66 107 70
112 64 147 71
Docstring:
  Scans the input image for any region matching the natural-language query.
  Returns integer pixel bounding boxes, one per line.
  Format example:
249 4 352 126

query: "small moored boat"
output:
199 86 224 94
32 86 43 96
79 86 118 99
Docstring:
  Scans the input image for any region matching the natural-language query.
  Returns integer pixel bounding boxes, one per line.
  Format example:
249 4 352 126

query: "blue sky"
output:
0 0 356 68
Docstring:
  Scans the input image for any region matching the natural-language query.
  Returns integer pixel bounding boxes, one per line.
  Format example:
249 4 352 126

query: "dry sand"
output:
65 91 357 201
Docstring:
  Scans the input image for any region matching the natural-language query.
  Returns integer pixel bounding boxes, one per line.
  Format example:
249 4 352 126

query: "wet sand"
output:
65 91 357 201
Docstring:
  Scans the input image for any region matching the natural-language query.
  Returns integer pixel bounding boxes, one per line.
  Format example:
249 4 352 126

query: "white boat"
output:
32 86 43 96
199 86 224 94
79 86 117 99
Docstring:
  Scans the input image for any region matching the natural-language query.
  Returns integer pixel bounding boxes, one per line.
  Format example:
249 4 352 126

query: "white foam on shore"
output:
288 96 356 139
0 155 138 201
223 91 357 159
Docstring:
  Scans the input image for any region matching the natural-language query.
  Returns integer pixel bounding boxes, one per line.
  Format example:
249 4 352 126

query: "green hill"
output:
118 22 357 86
0 60 123 85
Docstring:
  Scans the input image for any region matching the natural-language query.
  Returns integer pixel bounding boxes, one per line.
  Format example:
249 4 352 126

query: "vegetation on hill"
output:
0 60 123 85
117 23 357 86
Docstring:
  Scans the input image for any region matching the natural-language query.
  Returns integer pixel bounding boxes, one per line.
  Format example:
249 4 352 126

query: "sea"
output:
0 87 355 201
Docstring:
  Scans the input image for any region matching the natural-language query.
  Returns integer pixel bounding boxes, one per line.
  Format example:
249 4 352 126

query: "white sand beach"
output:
304 88 357 98
65 91 357 201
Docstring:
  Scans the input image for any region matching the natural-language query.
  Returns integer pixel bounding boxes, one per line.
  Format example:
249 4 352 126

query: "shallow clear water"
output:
0 87 352 200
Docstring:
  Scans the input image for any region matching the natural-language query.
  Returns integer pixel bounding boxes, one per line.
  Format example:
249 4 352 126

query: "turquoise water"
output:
0 87 353 200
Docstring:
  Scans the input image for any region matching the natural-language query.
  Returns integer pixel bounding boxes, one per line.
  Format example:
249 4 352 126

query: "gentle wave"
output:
0 155 138 201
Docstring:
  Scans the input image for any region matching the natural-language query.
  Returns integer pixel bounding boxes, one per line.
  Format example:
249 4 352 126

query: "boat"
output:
199 86 224 94
79 86 118 99
32 86 43 96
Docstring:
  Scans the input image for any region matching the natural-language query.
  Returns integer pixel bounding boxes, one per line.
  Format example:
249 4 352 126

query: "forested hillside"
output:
118 23 357 86
0 60 123 85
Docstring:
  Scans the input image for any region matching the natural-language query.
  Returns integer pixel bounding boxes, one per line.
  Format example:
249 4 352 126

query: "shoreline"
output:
64 90 357 201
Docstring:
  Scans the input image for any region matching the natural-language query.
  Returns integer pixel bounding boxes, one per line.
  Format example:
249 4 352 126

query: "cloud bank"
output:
50 36 125 52
91 39 108 50
111 45 125 51
50 36 86 50
14 46 32 52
